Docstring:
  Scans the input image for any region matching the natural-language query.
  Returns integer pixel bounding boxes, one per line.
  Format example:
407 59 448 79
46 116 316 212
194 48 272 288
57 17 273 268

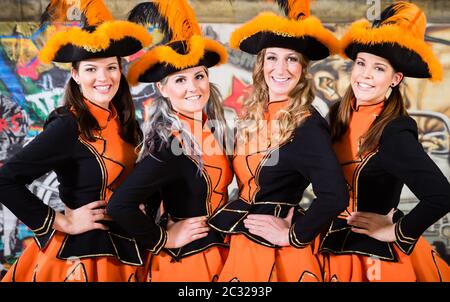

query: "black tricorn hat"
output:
39 0 152 63
230 0 339 60
126 0 227 85
340 1 442 81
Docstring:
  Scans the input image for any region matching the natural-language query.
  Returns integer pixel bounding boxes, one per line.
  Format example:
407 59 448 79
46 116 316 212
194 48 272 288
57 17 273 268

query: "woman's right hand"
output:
243 207 294 246
53 200 111 235
164 216 209 249
347 208 396 242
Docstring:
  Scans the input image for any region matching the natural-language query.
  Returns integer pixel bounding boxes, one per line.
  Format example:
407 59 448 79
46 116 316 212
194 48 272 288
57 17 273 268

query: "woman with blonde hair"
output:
208 0 348 282
107 0 233 282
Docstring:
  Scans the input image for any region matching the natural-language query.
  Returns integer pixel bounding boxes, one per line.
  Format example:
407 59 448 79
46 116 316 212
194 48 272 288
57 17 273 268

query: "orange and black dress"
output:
107 112 233 282
0 100 146 282
208 101 349 282
319 100 450 282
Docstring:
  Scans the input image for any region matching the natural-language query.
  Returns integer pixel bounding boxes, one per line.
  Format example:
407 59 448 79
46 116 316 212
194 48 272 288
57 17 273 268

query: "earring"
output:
385 86 393 99
391 83 396 87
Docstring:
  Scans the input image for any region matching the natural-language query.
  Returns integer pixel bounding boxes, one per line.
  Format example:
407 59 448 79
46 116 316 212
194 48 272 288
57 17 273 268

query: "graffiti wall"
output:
1 21 450 277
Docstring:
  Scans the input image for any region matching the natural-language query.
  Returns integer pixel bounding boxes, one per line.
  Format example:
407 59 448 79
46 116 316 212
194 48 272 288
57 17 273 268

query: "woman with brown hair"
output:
207 0 348 282
107 0 233 282
0 0 151 281
319 1 450 281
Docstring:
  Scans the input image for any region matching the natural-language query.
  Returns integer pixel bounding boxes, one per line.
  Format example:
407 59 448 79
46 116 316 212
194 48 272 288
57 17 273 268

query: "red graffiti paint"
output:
10 112 24 131
0 118 8 132
0 112 24 132
223 76 252 116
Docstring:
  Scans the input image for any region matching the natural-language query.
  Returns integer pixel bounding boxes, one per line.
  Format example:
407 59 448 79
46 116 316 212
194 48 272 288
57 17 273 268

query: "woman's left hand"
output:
347 208 396 242
243 208 294 246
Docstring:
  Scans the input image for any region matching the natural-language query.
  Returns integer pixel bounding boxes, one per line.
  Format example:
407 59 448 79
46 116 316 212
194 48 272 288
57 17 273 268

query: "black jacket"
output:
209 110 349 248
107 122 233 261
320 116 450 260
0 108 144 265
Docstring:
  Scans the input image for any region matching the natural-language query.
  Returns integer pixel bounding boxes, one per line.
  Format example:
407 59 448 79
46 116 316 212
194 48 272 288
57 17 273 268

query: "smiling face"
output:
351 52 403 106
71 56 121 109
263 47 303 102
157 66 210 116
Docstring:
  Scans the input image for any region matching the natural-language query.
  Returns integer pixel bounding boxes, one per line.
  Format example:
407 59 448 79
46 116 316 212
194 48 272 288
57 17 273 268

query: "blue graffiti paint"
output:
0 49 27 107
0 24 48 108
31 25 47 41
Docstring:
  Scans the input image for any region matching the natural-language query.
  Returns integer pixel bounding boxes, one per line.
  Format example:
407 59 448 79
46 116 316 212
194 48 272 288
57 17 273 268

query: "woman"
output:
107 0 232 282
319 2 450 282
207 0 348 282
0 0 152 281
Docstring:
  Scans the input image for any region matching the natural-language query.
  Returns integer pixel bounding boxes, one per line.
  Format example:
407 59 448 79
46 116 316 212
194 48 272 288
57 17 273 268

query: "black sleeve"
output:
378 116 450 254
107 144 177 254
289 111 349 248
0 110 77 238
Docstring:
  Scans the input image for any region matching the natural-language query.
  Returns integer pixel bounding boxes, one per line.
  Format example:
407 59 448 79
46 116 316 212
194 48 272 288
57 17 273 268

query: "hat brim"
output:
345 42 430 78
230 12 339 60
127 35 227 85
39 21 152 63
51 37 144 62
137 48 220 83
340 19 442 81
239 31 330 60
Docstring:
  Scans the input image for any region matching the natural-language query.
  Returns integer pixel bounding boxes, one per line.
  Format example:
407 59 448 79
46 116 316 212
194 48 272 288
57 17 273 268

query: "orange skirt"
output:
320 236 450 282
148 246 228 282
409 237 450 282
218 234 322 282
1 231 146 282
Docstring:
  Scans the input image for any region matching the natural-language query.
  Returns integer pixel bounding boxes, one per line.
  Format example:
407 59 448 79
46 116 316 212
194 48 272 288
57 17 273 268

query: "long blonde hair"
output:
138 69 228 170
238 49 315 145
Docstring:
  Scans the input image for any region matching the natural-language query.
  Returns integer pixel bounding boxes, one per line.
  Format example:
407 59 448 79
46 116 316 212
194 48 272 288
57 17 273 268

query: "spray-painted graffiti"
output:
0 93 29 276
0 21 450 277
0 94 28 160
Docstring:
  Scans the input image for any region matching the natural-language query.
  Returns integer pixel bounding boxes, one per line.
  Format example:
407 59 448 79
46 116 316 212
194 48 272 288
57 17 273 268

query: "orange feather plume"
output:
41 0 113 26
276 0 310 20
128 0 201 42
379 2 426 39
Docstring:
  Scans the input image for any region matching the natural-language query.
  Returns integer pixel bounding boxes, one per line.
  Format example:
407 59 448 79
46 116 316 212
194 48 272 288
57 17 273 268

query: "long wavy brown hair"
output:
330 84 407 157
238 48 315 145
63 57 142 147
